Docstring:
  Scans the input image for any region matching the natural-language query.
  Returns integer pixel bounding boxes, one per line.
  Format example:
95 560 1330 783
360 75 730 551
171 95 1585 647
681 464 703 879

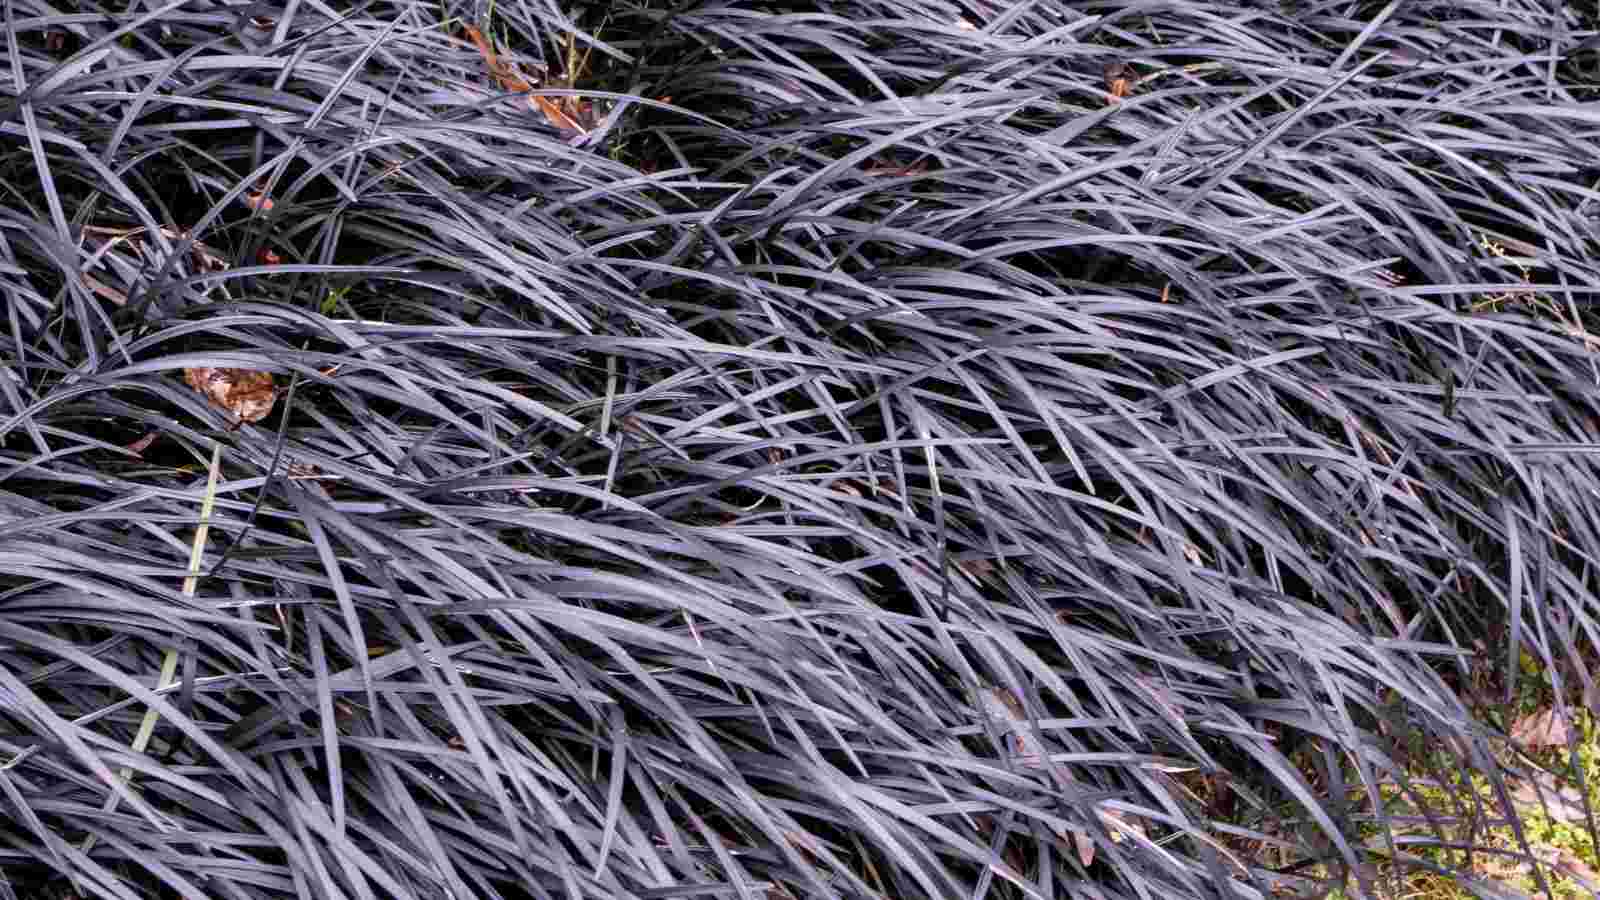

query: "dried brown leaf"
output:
862 156 929 177
463 24 530 92
957 557 995 579
1103 61 1138 103
1510 766 1589 823
184 367 277 426
80 225 232 306
1553 847 1599 883
463 24 594 137
1072 828 1095 866
1511 707 1571 748
974 685 1043 764
1097 806 1145 843
124 431 159 455
82 224 228 273
1133 675 1189 736
532 94 593 137
81 273 127 306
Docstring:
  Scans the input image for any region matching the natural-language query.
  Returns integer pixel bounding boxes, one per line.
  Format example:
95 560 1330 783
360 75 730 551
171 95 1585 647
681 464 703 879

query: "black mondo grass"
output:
2 0 1600 898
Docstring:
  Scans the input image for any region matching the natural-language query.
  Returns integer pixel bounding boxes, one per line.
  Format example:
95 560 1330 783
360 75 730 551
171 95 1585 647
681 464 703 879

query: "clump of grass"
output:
2 1 1600 899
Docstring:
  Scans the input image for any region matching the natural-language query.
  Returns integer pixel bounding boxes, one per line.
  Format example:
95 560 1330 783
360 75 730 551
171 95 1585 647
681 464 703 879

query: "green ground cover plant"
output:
2 0 1600 898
